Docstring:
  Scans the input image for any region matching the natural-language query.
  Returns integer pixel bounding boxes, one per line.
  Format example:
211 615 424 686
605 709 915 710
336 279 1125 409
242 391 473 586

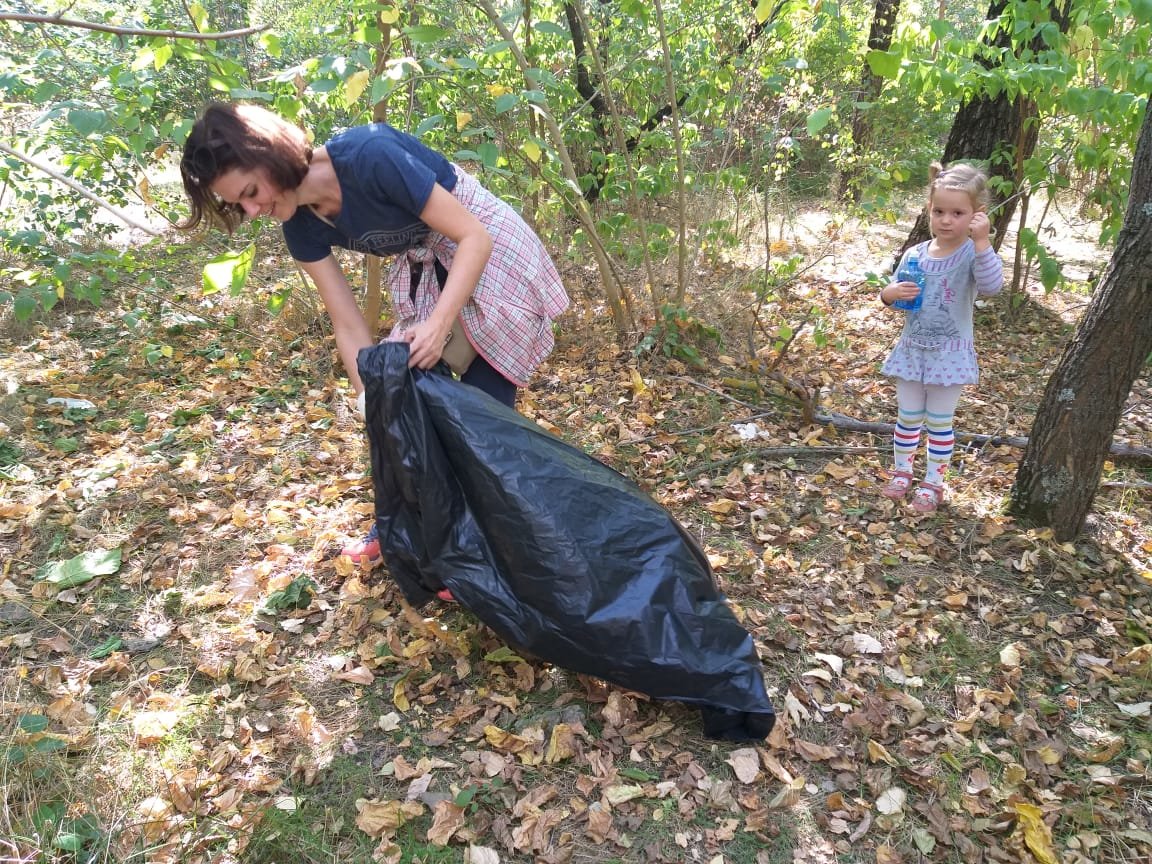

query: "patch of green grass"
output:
916 620 1000 693
240 799 378 864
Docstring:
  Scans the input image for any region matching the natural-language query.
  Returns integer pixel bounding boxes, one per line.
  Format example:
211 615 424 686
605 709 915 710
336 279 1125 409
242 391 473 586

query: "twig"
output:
0 142 164 236
670 374 799 412
676 445 882 480
626 410 778 444
815 412 1152 465
0 12 269 40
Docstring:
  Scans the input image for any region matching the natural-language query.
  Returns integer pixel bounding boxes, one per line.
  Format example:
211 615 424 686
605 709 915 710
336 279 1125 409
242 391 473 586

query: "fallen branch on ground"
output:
816 412 1152 465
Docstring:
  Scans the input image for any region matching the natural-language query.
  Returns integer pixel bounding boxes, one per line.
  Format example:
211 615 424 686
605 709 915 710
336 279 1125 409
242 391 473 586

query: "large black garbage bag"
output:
358 343 775 741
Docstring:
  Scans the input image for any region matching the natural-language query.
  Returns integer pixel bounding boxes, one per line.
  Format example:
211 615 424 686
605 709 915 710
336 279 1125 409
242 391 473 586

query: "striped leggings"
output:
893 381 964 487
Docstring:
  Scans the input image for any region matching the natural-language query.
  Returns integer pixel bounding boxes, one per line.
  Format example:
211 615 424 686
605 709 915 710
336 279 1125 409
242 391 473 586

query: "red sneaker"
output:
341 524 382 568
436 588 455 603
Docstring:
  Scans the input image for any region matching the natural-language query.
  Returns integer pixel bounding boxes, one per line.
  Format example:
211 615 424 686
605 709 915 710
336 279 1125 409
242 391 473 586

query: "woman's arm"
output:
402 183 494 369
299 255 375 392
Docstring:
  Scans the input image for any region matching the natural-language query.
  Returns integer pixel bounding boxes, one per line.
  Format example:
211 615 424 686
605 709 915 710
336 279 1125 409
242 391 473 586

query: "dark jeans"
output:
411 257 518 410
461 352 517 408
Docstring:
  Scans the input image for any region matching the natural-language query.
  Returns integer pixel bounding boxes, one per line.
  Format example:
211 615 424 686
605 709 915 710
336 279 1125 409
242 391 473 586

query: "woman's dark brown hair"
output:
178 103 312 233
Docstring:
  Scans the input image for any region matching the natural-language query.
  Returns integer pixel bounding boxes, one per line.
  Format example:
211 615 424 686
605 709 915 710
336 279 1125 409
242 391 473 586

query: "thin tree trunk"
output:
363 0 396 336
652 0 687 305
472 0 632 335
562 2 609 200
569 0 658 310
843 0 901 201
1009 99 1152 539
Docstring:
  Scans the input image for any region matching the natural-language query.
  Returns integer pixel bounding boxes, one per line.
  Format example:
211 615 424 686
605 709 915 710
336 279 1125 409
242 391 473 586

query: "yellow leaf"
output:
379 6 400 24
545 723 576 763
344 69 370 104
603 784 644 804
355 798 423 837
821 461 856 480
867 739 898 766
335 665 376 685
943 592 969 610
523 140 542 163
1012 801 1059 864
875 786 906 815
136 797 174 842
393 678 410 711
486 83 509 97
629 368 647 394
1035 745 1062 765
456 111 473 131
706 499 739 515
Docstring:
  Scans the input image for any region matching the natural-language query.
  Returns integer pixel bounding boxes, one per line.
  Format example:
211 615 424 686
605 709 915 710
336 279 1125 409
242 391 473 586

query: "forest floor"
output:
1 199 1151 864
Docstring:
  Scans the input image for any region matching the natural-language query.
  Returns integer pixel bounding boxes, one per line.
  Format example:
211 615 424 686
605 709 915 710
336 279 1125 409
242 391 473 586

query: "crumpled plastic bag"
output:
358 342 775 740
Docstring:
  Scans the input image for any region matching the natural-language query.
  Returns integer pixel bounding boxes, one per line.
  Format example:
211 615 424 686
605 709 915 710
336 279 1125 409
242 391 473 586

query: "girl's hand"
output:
402 318 452 369
969 211 992 246
881 281 921 306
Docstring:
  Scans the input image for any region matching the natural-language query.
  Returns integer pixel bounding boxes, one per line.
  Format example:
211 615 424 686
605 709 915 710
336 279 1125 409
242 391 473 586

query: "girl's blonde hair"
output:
927 161 991 211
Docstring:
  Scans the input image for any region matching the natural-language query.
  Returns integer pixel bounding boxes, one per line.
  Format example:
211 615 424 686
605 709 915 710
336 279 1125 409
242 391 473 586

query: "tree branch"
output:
816 412 1152 465
0 12 269 40
0 142 164 236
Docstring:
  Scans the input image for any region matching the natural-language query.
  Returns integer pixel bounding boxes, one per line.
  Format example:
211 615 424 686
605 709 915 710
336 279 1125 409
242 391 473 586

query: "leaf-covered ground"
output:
2 212 1151 864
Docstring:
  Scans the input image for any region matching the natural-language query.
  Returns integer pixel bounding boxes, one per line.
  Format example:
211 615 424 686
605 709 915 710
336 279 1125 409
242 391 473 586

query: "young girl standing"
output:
878 162 1004 512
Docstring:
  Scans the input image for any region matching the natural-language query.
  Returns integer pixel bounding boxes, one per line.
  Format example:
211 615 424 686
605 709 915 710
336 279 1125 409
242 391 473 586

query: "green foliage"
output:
0 438 23 472
635 304 723 369
36 547 124 590
1016 226 1064 291
0 0 1148 322
263 576 318 613
454 777 508 815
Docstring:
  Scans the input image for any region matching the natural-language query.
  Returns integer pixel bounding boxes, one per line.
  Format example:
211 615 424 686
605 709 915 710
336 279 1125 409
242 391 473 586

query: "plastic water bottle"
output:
893 250 925 311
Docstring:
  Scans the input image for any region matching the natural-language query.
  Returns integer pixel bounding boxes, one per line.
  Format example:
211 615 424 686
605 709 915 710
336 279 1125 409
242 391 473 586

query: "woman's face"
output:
929 187 978 245
210 166 297 222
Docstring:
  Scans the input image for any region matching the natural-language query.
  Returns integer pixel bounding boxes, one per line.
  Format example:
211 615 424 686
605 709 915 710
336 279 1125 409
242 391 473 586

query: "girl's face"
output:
211 166 298 222
929 187 979 245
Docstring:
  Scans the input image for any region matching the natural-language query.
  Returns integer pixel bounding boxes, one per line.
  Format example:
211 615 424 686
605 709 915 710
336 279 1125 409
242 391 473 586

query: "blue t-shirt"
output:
281 123 458 263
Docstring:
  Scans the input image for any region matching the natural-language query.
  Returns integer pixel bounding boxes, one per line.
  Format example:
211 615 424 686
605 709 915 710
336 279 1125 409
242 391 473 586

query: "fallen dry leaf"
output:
725 747 761 783
426 800 466 846
1012 801 1059 864
355 799 424 837
875 787 906 815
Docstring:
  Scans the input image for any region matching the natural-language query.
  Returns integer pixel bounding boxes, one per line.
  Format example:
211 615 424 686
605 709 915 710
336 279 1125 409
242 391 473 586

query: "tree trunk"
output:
903 0 1071 253
562 2 609 200
843 0 901 201
362 0 396 336
1009 99 1152 540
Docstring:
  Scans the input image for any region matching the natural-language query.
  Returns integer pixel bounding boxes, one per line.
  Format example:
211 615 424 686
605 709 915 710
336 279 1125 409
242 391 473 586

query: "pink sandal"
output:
911 483 944 513
882 470 914 500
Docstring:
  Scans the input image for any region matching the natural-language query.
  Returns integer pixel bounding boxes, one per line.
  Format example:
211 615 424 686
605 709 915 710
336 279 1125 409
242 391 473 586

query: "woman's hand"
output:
402 317 453 369
880 280 921 306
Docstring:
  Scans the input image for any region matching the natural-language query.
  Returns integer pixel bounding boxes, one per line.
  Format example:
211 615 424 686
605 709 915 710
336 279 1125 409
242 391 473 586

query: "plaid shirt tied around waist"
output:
388 167 569 386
